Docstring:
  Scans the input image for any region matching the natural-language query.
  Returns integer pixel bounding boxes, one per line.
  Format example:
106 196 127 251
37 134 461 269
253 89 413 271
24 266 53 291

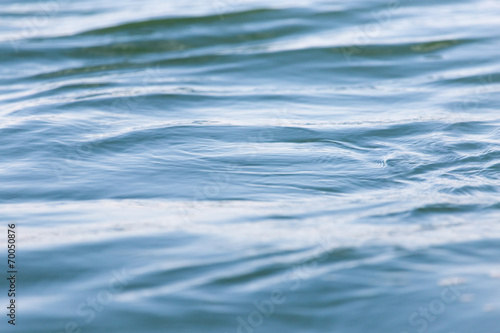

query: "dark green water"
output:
1 0 500 332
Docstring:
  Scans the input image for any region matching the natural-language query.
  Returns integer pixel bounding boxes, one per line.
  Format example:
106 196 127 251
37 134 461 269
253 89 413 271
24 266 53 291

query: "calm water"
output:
1 0 500 332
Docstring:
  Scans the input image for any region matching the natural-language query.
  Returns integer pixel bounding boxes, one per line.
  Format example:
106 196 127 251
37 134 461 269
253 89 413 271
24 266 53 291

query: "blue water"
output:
1 0 500 332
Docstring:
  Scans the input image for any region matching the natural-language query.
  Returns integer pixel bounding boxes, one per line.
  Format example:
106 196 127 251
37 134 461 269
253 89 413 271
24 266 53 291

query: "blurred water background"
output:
1 0 500 332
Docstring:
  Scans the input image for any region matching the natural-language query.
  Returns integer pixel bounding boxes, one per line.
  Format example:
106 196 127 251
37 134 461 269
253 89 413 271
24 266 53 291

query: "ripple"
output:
2 0 500 332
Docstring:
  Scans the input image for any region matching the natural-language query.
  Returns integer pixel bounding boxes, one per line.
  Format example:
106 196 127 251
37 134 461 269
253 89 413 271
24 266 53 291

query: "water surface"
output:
1 0 500 332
